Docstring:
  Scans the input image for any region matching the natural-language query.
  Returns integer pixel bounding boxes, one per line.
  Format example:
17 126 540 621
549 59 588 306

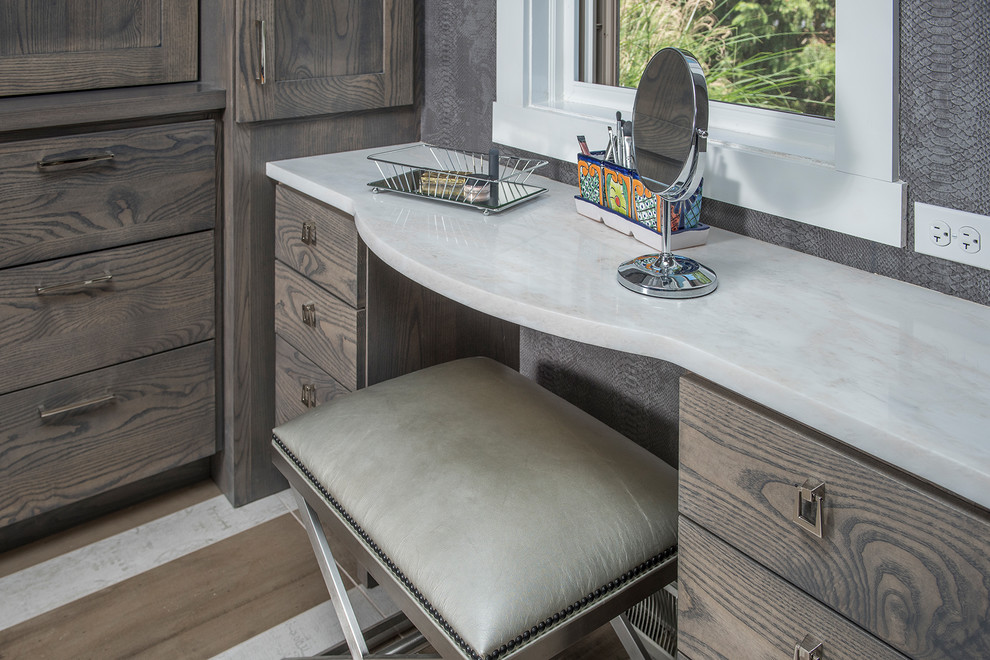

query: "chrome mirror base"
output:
617 253 718 298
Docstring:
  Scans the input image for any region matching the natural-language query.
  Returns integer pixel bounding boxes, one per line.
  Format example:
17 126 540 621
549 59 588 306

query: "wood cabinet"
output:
235 0 413 122
0 119 219 534
273 185 367 425
271 182 521 429
0 0 198 97
677 374 990 660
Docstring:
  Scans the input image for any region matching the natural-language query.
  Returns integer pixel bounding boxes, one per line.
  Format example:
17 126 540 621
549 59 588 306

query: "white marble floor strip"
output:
0 491 293 630
209 587 386 660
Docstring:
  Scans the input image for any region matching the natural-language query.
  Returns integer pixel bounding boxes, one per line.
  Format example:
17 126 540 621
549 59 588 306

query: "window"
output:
493 0 906 247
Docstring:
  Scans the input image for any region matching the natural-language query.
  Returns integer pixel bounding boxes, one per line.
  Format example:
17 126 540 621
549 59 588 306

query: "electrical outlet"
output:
959 226 981 253
929 221 951 246
914 203 990 270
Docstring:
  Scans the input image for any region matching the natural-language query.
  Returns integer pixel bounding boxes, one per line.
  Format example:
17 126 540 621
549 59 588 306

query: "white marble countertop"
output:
268 145 990 511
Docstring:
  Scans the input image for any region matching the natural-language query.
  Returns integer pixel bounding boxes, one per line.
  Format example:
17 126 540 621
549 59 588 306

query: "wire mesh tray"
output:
367 144 548 214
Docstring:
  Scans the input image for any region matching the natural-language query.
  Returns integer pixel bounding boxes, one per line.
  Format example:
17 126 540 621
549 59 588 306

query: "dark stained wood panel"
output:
275 184 365 308
0 0 198 96
678 374 990 660
275 334 351 427
274 259 364 389
0 342 215 528
235 0 412 122
677 517 908 660
274 0 384 80
366 251 519 386
0 121 216 269
0 231 215 395
0 0 160 56
0 83 225 134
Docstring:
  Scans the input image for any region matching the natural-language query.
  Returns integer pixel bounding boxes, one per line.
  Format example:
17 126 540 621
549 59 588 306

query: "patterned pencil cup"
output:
578 153 603 205
575 151 704 240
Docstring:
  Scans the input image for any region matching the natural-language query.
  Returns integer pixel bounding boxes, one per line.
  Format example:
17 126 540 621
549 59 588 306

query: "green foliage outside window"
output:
619 0 836 118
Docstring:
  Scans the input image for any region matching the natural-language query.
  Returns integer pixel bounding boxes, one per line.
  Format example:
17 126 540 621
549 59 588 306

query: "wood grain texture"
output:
0 231 215 395
679 374 990 660
677 517 908 660
0 514 328 658
0 0 159 56
275 334 351 427
0 480 219 579
275 0 384 79
274 260 364 389
275 184 365 308
0 121 216 269
212 0 422 506
235 0 413 122
0 84 224 134
0 460 211 554
0 341 215 528
365 251 519 385
0 0 198 97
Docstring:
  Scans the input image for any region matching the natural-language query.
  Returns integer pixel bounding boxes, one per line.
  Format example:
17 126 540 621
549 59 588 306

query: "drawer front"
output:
0 341 215 528
0 121 216 269
678 517 907 660
0 232 215 395
275 335 351 427
679 374 990 660
274 260 364 390
274 185 365 308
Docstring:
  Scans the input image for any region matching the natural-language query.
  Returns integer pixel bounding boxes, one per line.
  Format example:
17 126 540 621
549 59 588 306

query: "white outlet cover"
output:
914 202 990 270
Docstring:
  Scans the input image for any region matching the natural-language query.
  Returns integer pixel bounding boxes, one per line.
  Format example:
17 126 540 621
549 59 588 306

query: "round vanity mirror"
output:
617 48 718 298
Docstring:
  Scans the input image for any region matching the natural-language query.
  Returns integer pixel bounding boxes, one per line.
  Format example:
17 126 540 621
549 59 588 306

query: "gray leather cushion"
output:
273 357 678 658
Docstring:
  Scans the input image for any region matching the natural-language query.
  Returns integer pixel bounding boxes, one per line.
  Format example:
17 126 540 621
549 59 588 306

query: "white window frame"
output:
493 0 907 247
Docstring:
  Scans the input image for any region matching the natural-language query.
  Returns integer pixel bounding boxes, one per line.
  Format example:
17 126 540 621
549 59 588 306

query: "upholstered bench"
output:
272 357 679 660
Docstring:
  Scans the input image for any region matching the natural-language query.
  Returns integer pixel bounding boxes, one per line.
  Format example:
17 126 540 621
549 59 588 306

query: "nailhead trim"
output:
274 434 676 660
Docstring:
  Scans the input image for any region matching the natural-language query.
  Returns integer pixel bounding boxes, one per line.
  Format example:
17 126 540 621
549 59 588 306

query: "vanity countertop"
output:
269 145 990 511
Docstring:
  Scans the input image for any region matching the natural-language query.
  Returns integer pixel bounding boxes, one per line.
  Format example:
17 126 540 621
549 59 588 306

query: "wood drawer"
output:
0 231 215 395
274 185 366 308
274 335 350 427
274 260 364 390
677 517 907 660
679 374 990 660
0 341 215 528
0 121 216 269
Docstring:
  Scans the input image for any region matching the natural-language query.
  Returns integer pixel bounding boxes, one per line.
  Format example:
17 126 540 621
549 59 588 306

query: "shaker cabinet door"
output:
235 0 413 122
0 0 198 97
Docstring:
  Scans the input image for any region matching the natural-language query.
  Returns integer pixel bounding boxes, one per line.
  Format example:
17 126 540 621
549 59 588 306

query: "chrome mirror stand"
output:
617 193 717 298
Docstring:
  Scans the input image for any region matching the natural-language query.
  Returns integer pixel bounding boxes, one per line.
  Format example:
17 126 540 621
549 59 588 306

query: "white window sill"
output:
494 100 907 247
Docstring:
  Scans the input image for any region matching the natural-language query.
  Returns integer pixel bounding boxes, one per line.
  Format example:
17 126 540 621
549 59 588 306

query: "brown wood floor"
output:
0 480 631 659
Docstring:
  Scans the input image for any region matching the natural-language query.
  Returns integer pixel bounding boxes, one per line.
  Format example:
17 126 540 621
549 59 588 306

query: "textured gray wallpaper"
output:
422 0 990 464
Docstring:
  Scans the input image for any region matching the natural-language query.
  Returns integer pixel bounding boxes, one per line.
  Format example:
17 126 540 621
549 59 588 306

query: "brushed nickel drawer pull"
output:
302 302 317 326
39 393 117 420
301 384 317 407
793 634 824 660
36 272 113 295
794 479 826 538
255 20 267 84
37 151 115 171
301 222 317 245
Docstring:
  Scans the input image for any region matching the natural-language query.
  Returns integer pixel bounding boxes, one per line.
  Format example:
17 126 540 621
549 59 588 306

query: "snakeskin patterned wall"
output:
422 0 990 464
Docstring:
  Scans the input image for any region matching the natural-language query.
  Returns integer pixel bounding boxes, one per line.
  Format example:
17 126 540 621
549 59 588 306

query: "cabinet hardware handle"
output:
793 479 826 538
39 393 117 420
37 151 115 171
302 302 317 326
36 272 113 296
301 384 317 407
793 634 824 660
255 20 267 84
301 222 317 245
